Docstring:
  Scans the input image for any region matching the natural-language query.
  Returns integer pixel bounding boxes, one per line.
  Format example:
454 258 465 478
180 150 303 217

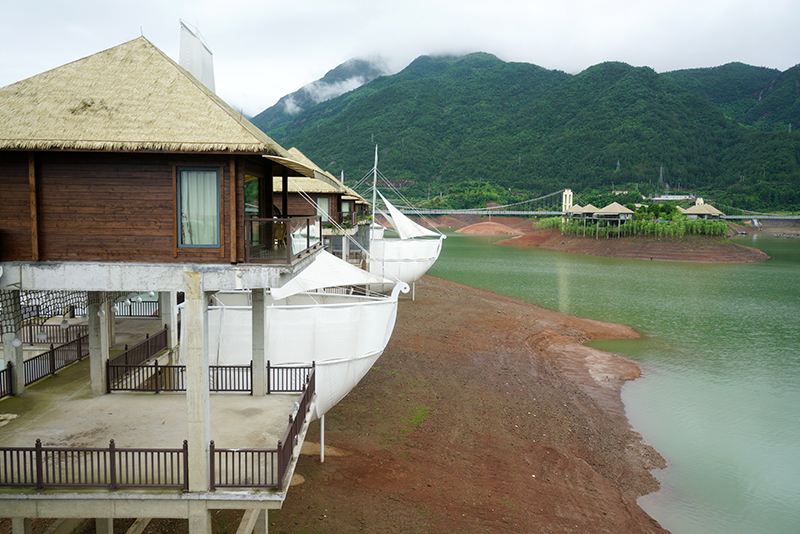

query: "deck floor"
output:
0 357 299 450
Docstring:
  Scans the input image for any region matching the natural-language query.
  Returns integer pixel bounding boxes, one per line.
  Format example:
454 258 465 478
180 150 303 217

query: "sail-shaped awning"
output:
271 250 392 300
378 191 440 240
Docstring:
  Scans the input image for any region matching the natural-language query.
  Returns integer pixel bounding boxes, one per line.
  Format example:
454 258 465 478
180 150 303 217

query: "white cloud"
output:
1 0 798 115
303 76 372 104
282 95 302 115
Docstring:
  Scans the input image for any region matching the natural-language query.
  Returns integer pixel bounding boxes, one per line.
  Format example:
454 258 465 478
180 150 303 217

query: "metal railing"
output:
20 324 87 346
0 439 188 490
24 335 89 386
0 362 13 399
114 300 159 318
245 216 323 264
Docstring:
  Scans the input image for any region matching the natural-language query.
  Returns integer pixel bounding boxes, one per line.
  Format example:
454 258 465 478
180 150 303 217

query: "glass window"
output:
316 196 330 222
178 168 220 247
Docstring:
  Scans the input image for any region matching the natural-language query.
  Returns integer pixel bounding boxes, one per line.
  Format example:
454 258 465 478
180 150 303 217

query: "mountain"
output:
251 58 388 132
663 62 800 130
253 54 800 211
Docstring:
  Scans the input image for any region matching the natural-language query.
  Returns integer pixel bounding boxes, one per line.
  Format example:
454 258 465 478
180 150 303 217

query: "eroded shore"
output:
268 276 667 533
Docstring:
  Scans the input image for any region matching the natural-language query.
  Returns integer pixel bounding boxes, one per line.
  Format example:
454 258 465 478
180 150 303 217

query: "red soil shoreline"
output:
449 219 769 263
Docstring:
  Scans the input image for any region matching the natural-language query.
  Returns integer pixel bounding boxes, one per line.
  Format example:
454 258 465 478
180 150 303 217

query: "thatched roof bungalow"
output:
0 37 315 265
595 202 635 221
683 203 724 219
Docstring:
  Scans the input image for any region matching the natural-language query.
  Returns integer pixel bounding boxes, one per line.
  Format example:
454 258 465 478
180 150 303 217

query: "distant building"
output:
650 194 696 203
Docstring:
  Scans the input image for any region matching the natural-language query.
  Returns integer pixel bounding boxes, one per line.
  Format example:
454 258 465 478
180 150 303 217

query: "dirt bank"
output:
457 221 522 236
499 229 769 263
266 276 665 533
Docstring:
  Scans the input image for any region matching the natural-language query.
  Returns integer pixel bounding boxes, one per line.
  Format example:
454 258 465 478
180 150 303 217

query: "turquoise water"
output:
430 235 800 534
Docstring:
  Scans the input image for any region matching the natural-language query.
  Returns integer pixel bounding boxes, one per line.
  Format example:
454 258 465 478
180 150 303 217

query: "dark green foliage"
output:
253 54 800 211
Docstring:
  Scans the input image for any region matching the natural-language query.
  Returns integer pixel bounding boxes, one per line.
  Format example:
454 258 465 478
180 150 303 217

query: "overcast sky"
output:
1 0 798 115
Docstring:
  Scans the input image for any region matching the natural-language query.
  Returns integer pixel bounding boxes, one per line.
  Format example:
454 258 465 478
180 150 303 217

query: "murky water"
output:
430 234 800 533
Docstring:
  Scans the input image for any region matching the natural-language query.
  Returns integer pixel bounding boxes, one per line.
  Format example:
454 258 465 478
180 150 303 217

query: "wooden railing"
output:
277 365 315 489
24 335 89 386
0 362 13 399
211 365 316 491
107 362 186 393
20 324 87 346
1 365 316 492
108 327 168 367
209 443 278 490
108 363 252 394
245 216 322 264
267 362 314 393
0 439 188 490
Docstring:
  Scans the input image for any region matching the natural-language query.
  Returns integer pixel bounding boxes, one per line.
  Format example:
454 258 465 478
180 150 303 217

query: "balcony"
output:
245 216 322 265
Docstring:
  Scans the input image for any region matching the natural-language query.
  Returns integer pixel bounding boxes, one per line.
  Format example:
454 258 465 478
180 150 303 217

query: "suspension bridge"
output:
349 167 800 221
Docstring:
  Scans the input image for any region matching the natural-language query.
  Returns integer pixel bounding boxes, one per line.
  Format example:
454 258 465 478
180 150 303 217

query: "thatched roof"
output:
582 203 600 213
684 203 724 216
597 202 634 215
567 204 585 214
0 37 288 155
281 147 369 204
273 176 342 194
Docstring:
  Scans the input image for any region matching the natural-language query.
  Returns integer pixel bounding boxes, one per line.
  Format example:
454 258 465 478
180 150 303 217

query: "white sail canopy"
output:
179 21 215 92
378 191 440 240
271 250 392 300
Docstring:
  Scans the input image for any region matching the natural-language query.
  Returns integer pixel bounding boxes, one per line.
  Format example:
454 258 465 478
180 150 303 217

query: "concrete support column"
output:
251 289 267 396
95 518 113 534
11 518 32 534
103 299 114 348
184 272 211 492
188 501 212 534
159 291 179 349
254 509 268 534
88 292 110 396
2 290 25 394
341 236 349 261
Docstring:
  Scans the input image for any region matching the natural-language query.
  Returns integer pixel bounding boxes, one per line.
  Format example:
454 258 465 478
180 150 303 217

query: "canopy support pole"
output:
320 414 325 463
412 282 416 301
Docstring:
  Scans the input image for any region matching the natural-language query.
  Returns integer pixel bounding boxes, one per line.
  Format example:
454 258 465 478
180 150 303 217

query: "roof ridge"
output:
142 38 287 156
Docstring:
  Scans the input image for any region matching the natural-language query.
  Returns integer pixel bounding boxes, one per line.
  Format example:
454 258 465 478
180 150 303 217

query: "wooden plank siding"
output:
0 151 271 263
274 192 341 221
0 153 33 260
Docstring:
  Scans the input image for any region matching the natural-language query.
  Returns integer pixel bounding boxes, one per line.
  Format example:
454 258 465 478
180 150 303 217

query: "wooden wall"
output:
273 192 341 221
0 153 32 260
0 151 267 264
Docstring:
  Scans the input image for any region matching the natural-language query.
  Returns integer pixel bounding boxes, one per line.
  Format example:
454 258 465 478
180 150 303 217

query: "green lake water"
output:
429 234 800 534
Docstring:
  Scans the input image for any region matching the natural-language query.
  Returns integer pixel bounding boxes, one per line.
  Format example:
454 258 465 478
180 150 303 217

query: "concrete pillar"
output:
2 290 25 394
88 292 110 396
251 289 266 396
11 518 32 534
254 509 268 534
159 291 179 349
107 300 115 347
341 236 349 261
188 501 212 534
184 272 211 492
95 518 113 534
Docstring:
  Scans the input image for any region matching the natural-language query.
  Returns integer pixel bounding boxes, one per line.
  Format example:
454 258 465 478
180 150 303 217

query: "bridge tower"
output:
561 189 573 213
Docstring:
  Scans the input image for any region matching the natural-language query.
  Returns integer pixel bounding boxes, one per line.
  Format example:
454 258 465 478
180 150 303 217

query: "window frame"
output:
176 166 222 249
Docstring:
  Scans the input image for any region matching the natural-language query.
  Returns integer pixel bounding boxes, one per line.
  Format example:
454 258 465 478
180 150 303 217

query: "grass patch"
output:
405 405 430 430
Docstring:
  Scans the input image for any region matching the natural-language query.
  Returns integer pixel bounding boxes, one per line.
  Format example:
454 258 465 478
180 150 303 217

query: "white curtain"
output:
180 170 219 246
316 196 330 222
